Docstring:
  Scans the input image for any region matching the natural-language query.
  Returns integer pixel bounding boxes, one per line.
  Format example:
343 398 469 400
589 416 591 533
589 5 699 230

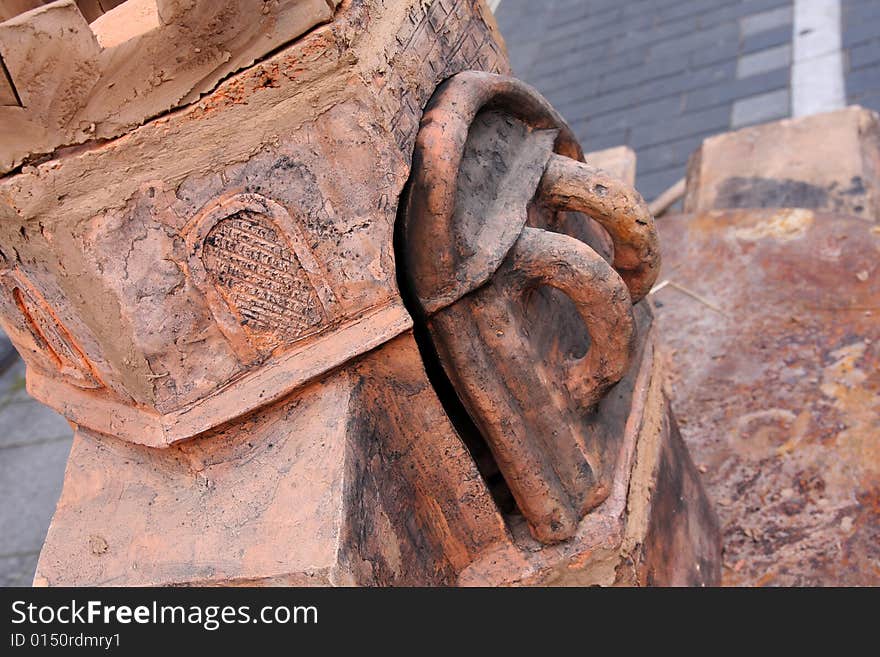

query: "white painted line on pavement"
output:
792 0 846 117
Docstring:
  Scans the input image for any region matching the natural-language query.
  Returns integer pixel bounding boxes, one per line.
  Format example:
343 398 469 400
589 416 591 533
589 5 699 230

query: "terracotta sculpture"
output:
0 0 720 585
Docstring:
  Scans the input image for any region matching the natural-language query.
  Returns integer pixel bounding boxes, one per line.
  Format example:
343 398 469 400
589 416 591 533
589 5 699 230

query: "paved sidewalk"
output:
0 358 71 586
496 0 796 200
843 0 880 112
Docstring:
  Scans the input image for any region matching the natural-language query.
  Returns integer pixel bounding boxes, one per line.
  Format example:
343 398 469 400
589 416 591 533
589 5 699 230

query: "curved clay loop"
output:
538 153 661 303
403 71 582 314
501 227 635 408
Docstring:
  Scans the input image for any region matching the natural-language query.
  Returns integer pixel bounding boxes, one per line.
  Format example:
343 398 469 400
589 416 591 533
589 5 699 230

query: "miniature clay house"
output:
0 0 720 585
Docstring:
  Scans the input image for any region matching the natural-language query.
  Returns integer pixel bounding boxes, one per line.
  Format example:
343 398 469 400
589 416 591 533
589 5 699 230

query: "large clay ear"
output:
400 71 582 316
538 154 660 303
398 71 659 309
399 72 648 544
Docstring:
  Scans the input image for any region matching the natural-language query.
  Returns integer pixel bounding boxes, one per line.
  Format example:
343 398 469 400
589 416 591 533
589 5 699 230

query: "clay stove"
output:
0 0 719 585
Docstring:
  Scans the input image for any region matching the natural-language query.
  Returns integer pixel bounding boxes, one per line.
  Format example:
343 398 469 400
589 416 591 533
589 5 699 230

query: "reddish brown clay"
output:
539 154 660 302
0 0 719 586
684 106 880 221
0 0 510 447
400 71 665 544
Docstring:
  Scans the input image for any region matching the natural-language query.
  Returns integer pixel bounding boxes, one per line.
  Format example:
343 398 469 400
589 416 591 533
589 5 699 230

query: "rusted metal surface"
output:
654 208 880 586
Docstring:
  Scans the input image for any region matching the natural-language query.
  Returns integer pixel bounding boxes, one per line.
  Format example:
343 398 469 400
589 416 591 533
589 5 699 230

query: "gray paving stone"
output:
0 400 72 450
0 552 39 587
843 0 880 106
731 88 791 127
562 58 737 120
737 44 792 78
496 0 795 201
530 44 648 89
507 39 543 78
849 39 880 70
636 167 686 202
843 1 880 26
593 16 704 59
697 0 792 29
630 104 731 149
688 37 740 67
740 5 794 37
542 82 601 123
535 59 603 97
0 358 31 406
577 128 631 153
0 328 17 373
547 0 620 28
0 438 71 555
741 24 792 55
575 95 683 135
842 17 880 48
555 78 650 119
661 60 740 96
685 67 789 111
542 6 624 43
537 16 634 60
651 0 725 25
852 90 880 113
598 55 689 94
847 62 880 96
648 22 739 60
636 131 718 176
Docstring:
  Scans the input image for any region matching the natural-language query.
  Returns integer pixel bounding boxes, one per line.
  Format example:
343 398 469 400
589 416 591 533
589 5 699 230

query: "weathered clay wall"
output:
0 0 508 446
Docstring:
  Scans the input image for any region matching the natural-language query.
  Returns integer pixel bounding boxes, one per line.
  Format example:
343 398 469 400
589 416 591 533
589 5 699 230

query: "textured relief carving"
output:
202 209 325 350
185 193 334 361
2 271 101 388
382 0 507 155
